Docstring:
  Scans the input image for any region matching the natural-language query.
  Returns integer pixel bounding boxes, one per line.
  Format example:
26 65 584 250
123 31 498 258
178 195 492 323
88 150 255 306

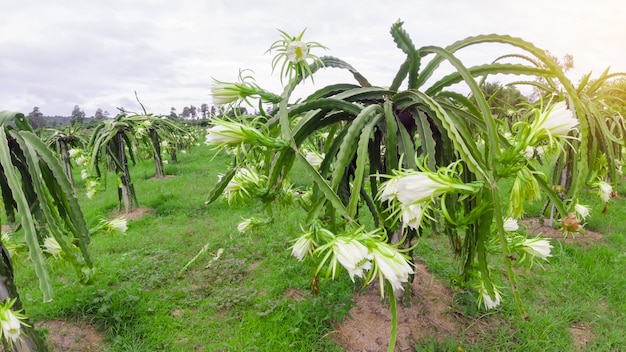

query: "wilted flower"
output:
108 217 128 234
68 148 80 158
80 169 90 180
503 217 519 232
237 219 253 233
595 181 613 203
86 188 96 199
0 298 28 344
520 237 552 260
291 232 315 261
401 203 424 230
371 242 414 293
43 237 62 258
136 127 146 136
574 203 590 220
478 280 502 310
142 120 152 128
160 140 169 148
560 212 582 233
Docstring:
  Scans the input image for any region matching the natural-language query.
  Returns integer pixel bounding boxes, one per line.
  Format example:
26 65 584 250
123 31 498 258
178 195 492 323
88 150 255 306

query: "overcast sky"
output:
2 0 625 117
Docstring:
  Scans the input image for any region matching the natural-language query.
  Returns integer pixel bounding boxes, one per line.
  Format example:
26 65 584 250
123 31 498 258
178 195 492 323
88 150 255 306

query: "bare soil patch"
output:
569 324 594 350
148 175 176 181
520 217 604 246
333 260 497 351
37 319 105 352
110 206 153 221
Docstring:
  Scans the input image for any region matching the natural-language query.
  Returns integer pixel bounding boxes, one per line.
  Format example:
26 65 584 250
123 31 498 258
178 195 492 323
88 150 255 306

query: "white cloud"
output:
1 0 625 116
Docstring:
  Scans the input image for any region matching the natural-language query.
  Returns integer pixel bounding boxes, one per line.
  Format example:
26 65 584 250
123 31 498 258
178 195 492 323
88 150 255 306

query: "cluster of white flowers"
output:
68 148 102 199
86 179 100 199
379 166 481 231
291 226 414 297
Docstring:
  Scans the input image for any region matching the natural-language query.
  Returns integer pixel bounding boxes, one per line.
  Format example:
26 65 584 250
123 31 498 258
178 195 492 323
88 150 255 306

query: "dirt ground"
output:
331 260 493 351
35 319 105 352
520 217 604 246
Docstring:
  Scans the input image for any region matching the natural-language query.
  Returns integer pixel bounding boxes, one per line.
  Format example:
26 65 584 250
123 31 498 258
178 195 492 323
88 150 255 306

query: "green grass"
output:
14 146 353 351
10 145 626 351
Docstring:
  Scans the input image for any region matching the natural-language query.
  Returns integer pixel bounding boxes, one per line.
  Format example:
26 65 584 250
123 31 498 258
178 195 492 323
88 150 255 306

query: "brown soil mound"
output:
333 260 495 351
38 319 105 352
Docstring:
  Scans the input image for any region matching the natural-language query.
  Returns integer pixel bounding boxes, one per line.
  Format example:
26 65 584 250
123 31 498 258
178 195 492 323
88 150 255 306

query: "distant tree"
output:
70 105 86 125
210 105 217 117
530 51 574 101
27 106 46 130
190 105 197 120
480 81 528 123
181 106 191 119
170 107 177 118
94 108 104 119
200 103 209 119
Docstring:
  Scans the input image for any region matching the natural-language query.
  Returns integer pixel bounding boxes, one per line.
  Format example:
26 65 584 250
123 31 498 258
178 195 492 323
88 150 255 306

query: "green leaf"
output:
425 63 554 95
295 153 350 221
205 167 236 205
331 105 383 190
383 100 398 172
20 131 92 265
348 112 382 217
0 128 53 301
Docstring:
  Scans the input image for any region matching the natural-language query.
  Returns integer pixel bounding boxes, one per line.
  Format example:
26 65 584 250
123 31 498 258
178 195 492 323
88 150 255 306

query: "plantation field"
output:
9 143 625 351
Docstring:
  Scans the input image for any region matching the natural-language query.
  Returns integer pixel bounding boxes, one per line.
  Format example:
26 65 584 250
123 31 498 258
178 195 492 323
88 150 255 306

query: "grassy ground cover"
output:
11 143 626 351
